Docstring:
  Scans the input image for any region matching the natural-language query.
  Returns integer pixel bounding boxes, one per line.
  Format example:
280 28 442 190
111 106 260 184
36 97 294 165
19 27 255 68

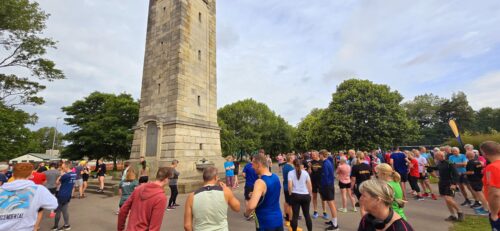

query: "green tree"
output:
218 99 294 157
25 126 64 153
403 94 446 144
62 92 139 169
294 108 324 152
0 0 64 106
474 107 500 133
435 91 475 142
321 79 419 150
0 102 34 160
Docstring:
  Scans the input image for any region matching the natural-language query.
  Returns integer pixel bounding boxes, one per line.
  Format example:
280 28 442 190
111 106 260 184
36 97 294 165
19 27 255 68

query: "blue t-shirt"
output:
282 163 294 191
0 173 7 184
391 152 408 174
242 163 258 187
321 159 335 186
421 153 431 159
448 154 467 174
224 162 235 177
255 174 283 230
57 172 77 202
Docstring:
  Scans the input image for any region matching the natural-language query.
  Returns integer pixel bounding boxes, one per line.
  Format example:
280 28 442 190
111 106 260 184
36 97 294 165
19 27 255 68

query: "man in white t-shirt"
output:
414 149 437 200
0 163 58 231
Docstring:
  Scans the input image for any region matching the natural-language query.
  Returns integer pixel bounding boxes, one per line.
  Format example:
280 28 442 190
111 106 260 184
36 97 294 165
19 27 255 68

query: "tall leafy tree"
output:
25 126 64 153
218 99 294 157
403 94 446 144
321 79 419 150
0 102 34 160
434 91 475 142
294 108 324 152
0 0 64 106
474 107 500 133
62 92 139 168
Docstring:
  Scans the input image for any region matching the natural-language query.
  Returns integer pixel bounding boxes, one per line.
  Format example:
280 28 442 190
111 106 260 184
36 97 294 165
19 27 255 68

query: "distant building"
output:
9 153 62 164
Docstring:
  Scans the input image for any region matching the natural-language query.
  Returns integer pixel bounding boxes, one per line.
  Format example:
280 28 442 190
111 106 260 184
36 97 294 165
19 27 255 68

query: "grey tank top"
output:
193 185 228 231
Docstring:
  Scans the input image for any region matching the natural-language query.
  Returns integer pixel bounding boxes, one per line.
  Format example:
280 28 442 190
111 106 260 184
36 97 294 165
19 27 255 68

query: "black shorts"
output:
458 174 468 184
48 188 57 195
419 173 428 180
398 172 408 182
312 181 320 193
439 183 454 197
244 186 254 200
339 181 351 189
283 190 291 204
469 180 483 192
354 185 361 199
139 176 149 183
319 185 335 201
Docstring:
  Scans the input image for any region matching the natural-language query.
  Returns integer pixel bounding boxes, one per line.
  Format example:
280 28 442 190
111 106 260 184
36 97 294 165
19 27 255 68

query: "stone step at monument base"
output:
85 179 119 197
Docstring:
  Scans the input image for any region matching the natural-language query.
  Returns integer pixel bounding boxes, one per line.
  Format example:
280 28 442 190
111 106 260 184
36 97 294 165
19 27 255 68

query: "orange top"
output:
483 159 500 217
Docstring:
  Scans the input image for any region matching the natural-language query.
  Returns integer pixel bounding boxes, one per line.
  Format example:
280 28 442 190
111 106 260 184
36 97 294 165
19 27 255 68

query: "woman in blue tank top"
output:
244 153 284 231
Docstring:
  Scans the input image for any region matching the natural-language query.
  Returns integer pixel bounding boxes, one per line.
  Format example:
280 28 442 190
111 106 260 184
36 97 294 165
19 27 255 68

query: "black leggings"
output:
168 185 178 207
290 193 312 231
408 175 420 193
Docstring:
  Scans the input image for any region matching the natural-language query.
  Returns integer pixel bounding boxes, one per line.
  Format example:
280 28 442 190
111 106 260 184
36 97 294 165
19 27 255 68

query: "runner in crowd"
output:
348 149 357 166
415 148 437 200
183 167 240 231
138 157 150 184
429 151 464 222
282 153 295 224
118 168 138 209
73 161 84 199
266 154 273 172
95 159 106 192
390 147 410 200
224 155 235 189
167 160 180 210
319 149 339 230
480 141 500 231
464 150 489 215
244 153 283 231
52 162 77 231
30 165 47 185
0 164 8 186
369 150 381 173
408 152 424 200
242 155 258 220
375 163 407 220
448 147 477 207
117 167 173 231
351 151 372 216
357 179 414 231
0 163 58 231
308 150 327 220
38 162 48 172
81 161 90 198
44 162 60 218
288 158 313 231
233 157 240 188
276 153 285 172
336 157 357 213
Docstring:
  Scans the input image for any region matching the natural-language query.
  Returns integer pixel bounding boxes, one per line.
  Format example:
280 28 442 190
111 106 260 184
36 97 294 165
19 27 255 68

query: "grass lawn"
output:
450 215 490 231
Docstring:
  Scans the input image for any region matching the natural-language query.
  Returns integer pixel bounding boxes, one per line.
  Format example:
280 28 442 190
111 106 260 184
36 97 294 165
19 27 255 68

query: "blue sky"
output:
23 0 500 133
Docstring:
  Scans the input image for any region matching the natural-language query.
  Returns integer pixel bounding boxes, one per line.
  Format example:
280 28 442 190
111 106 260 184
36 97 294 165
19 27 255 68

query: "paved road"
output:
39 173 482 231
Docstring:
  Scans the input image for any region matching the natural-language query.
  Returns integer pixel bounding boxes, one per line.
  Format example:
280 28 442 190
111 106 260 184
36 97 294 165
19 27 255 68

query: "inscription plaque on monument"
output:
129 0 223 183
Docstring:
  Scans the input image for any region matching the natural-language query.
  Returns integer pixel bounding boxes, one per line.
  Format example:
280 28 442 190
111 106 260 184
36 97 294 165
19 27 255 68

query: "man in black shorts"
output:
350 152 372 215
308 150 327 219
430 151 464 222
319 150 339 230
465 151 490 215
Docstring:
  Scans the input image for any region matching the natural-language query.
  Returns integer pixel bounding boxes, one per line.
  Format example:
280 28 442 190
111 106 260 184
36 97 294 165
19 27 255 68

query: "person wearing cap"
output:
0 163 58 231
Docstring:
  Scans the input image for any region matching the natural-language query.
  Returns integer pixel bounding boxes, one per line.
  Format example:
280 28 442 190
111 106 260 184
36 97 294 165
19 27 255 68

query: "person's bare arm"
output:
288 179 293 194
306 178 312 195
183 193 194 231
488 185 500 220
389 158 394 167
222 182 240 212
245 179 266 216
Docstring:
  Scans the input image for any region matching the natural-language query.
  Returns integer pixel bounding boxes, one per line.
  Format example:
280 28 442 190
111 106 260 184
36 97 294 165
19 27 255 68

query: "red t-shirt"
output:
483 159 500 217
385 153 391 163
409 158 419 177
29 171 46 185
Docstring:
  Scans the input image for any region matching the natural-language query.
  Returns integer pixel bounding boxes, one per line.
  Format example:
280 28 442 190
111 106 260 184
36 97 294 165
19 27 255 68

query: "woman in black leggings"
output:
288 159 313 231
167 160 180 210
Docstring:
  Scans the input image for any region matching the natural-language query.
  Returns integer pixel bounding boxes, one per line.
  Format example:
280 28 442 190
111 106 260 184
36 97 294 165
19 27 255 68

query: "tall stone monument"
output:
130 0 222 184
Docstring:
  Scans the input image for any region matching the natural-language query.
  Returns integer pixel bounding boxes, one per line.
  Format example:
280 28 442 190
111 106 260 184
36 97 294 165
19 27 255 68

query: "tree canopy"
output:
0 102 34 160
62 92 139 164
25 126 64 153
0 0 64 106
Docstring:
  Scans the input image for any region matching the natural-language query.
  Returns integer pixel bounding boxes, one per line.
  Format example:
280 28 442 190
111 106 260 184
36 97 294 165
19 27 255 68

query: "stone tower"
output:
130 0 222 180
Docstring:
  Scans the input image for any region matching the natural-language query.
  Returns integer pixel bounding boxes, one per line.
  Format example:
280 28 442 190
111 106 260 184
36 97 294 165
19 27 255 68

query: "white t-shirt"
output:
0 180 58 231
417 156 428 173
287 170 310 195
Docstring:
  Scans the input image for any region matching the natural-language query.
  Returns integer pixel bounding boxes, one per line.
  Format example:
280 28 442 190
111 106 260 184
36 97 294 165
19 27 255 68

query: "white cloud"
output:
466 71 500 109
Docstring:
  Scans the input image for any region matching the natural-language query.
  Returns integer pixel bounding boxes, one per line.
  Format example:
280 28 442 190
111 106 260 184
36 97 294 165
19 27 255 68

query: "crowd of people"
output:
1 140 499 231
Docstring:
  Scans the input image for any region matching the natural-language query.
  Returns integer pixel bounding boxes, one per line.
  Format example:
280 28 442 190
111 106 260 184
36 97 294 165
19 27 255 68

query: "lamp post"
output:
51 117 61 156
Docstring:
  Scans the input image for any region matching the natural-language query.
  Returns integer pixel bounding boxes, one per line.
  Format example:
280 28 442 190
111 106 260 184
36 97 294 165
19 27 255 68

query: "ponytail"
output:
392 171 401 183
293 159 302 180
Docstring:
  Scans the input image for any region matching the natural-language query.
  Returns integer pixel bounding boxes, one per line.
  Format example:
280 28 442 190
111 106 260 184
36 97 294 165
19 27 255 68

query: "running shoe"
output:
166 206 175 211
325 224 339 230
173 204 181 207
312 211 319 219
460 200 471 206
457 212 464 222
416 196 425 201
59 225 71 231
470 201 482 209
352 207 358 212
337 208 347 213
422 193 429 197
431 194 438 200
325 221 333 225
322 212 329 220
444 215 458 222
51 226 59 231
475 207 489 216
